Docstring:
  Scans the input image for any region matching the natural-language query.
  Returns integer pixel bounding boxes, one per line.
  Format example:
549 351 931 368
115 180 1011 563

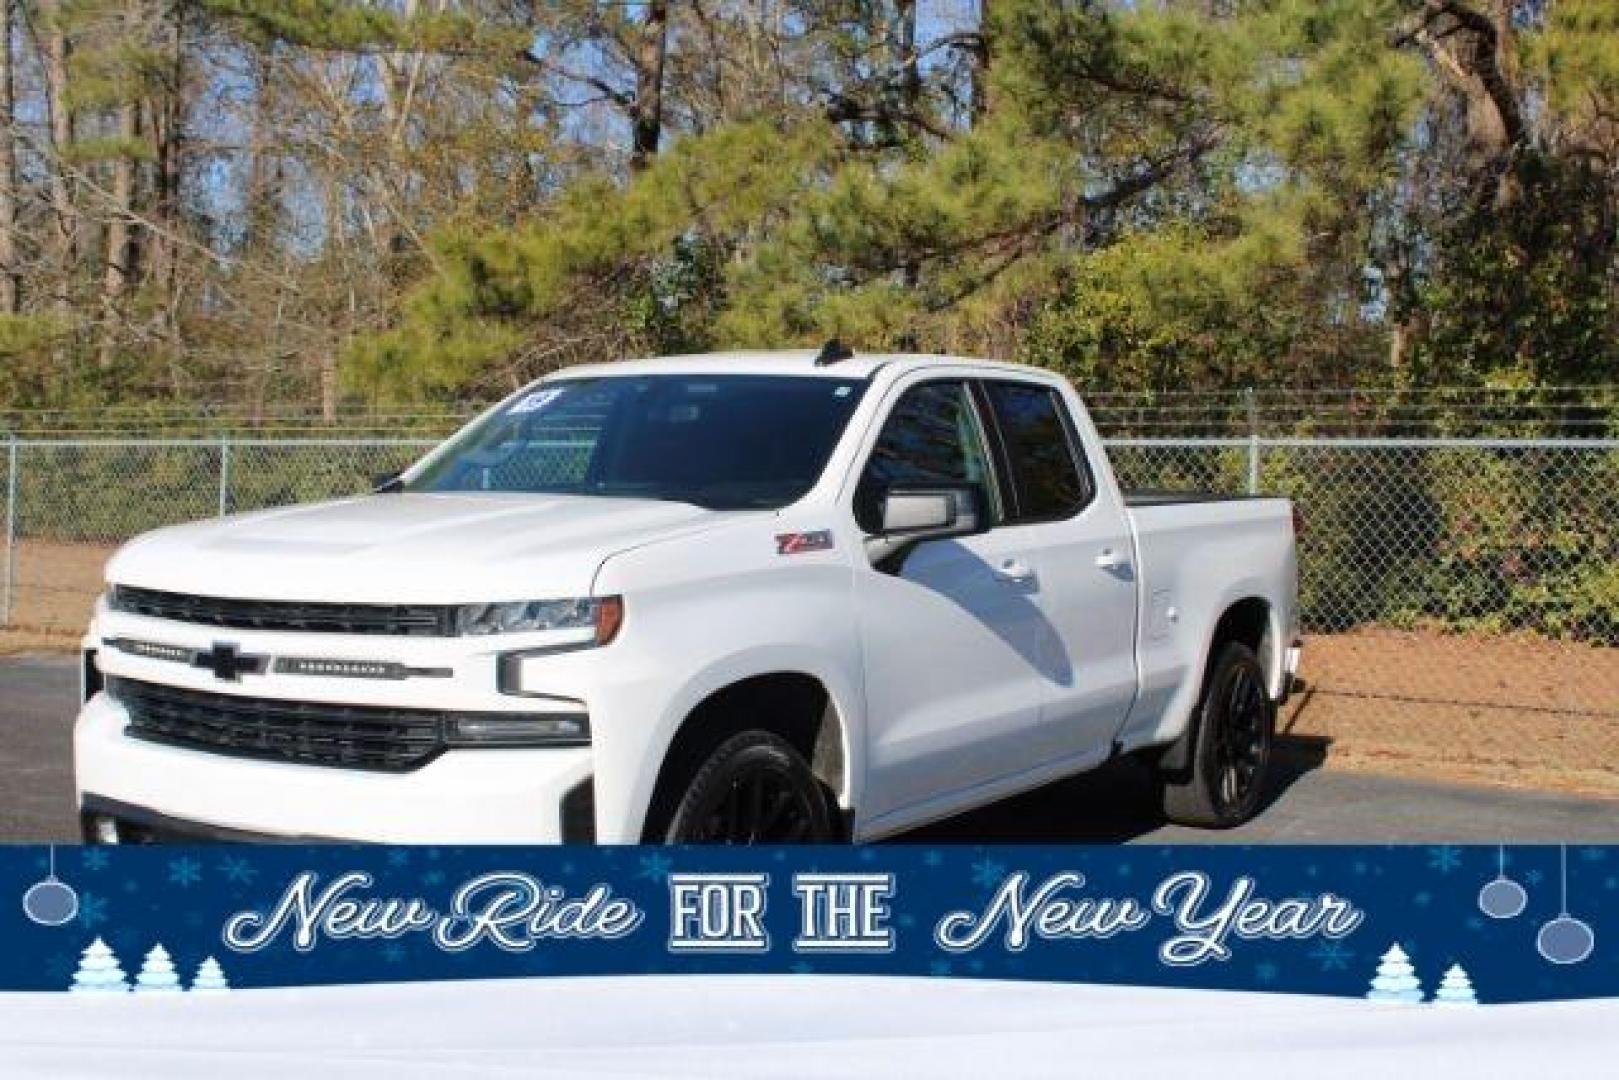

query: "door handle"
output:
1094 548 1128 571
994 558 1036 584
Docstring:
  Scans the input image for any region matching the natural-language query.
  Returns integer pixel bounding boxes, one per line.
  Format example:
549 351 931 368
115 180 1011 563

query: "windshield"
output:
406 374 869 510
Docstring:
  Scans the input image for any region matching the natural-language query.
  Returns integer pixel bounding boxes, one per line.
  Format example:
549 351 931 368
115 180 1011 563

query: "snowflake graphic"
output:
1577 847 1606 863
218 855 258 885
1413 891 1432 907
1525 869 1544 886
79 849 110 872
789 961 814 975
637 852 674 881
1255 961 1280 984
423 870 446 887
77 892 110 929
387 849 411 868
922 850 944 868
1427 846 1463 874
168 856 203 887
929 959 952 977
382 943 407 964
970 858 1007 890
1308 940 1353 972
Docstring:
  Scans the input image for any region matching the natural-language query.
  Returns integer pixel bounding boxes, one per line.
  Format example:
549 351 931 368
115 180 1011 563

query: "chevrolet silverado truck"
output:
75 349 1300 844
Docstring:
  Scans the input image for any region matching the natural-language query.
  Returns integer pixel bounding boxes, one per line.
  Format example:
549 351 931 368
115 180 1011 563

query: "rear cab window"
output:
978 380 1094 523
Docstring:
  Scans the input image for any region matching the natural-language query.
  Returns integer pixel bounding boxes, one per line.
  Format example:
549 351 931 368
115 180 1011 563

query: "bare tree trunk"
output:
629 0 669 171
38 1 77 314
971 0 991 124
1408 1 1524 202
147 2 184 328
98 96 140 367
0 0 19 314
897 1 921 292
896 0 920 121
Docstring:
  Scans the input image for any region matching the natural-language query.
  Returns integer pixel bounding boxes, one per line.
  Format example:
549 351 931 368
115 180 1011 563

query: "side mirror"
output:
372 470 404 494
866 483 987 569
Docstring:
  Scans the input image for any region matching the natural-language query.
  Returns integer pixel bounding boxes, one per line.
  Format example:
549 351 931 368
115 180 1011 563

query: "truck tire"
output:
661 731 837 844
1160 642 1275 828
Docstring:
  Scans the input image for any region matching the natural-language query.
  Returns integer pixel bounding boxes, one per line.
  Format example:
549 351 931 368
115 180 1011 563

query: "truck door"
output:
976 380 1140 759
851 378 1064 826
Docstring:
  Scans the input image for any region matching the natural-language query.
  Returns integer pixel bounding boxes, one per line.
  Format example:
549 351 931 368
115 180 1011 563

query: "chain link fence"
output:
3 432 1616 791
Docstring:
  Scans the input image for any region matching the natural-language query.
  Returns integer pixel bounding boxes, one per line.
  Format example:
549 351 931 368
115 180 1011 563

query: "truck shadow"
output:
889 734 1332 844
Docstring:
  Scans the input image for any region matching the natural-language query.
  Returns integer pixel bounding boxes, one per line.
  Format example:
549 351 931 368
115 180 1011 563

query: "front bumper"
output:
75 691 595 843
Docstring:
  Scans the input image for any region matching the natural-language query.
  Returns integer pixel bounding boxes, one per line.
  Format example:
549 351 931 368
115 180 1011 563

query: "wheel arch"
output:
1157 594 1276 776
639 668 854 842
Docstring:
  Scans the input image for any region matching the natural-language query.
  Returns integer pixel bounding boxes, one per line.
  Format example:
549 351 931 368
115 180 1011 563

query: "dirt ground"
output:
1282 629 1619 799
4 538 1617 797
0 539 109 648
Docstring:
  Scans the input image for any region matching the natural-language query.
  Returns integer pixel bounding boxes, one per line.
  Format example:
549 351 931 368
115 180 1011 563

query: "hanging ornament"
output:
1536 845 1595 966
1477 844 1528 920
21 846 80 927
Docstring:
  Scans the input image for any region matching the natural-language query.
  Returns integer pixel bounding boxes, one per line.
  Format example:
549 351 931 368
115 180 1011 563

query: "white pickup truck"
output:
75 349 1300 844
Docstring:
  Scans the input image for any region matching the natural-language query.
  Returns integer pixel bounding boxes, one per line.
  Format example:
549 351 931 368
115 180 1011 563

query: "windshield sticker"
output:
509 388 566 415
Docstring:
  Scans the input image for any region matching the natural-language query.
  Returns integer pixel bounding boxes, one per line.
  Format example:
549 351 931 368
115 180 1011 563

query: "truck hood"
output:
105 492 740 603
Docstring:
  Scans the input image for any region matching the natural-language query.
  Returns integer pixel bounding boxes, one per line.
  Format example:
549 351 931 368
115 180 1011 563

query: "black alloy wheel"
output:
663 731 836 844
1160 641 1276 828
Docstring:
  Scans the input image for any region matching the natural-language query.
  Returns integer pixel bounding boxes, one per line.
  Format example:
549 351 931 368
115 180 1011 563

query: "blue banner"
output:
5 845 1612 1003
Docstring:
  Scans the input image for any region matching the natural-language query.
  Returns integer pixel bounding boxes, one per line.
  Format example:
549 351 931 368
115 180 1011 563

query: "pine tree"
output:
133 944 183 993
69 937 130 994
1366 943 1424 1003
1433 963 1478 1006
191 956 230 993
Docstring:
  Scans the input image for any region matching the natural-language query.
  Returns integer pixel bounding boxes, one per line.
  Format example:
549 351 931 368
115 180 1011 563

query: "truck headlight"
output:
455 596 623 645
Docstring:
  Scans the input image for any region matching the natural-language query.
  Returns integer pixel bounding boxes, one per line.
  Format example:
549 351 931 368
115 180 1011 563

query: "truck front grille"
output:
109 585 455 637
110 676 446 772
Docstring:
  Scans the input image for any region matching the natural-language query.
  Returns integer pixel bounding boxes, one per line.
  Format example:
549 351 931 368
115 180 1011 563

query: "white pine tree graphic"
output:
191 957 230 993
69 937 130 994
134 944 183 993
1366 943 1424 1003
1433 963 1479 1006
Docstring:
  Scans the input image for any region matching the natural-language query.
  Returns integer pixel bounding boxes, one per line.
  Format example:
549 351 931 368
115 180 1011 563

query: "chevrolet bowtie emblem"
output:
192 642 268 682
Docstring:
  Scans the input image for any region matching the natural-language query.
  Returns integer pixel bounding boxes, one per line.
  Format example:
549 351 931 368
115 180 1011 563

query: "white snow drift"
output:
1 975 1612 1078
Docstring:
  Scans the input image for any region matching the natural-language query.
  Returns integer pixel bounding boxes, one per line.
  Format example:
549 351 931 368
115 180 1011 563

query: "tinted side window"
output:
856 381 993 532
982 382 1091 521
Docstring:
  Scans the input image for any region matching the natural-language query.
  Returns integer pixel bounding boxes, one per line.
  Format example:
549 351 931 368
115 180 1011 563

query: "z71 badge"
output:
775 530 834 555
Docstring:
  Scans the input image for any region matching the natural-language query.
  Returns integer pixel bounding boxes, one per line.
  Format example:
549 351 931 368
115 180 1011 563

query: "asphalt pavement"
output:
4 653 1617 844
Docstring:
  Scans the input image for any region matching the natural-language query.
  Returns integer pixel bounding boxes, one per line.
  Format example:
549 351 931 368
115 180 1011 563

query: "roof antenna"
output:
814 338 854 366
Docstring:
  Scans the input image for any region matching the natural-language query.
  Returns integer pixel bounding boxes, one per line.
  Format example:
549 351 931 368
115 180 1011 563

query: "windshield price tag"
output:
509 388 565 415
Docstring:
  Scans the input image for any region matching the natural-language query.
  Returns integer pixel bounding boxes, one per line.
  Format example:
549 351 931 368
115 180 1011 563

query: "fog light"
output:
445 714 589 747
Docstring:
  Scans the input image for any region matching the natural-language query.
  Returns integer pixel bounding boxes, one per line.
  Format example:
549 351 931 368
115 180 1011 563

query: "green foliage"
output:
352 120 841 398
2 1 1614 415
199 1 413 50
1411 153 1617 386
